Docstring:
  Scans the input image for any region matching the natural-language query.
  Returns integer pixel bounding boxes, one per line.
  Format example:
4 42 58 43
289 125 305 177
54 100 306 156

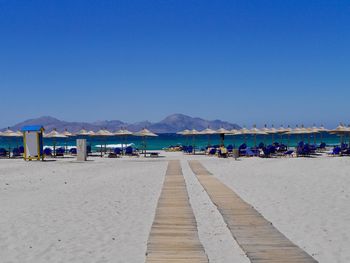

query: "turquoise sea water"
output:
0 133 348 151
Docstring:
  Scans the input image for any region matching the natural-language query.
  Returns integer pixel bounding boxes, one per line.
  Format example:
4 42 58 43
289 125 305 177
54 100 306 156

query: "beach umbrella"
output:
62 129 73 152
266 125 278 143
0 128 22 158
307 125 320 145
249 125 268 147
226 129 241 148
329 124 348 145
239 126 250 144
199 127 217 147
276 125 290 144
280 125 292 147
44 129 67 157
76 128 90 136
188 129 200 153
134 128 158 156
93 129 114 157
114 128 134 154
260 124 270 145
317 125 329 143
177 129 191 147
215 128 230 146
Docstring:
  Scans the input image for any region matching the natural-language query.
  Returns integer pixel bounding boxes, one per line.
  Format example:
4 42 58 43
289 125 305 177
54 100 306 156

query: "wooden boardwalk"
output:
189 160 318 263
145 160 208 263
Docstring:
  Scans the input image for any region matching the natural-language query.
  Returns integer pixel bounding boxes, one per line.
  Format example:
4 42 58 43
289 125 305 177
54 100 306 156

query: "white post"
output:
77 139 87 161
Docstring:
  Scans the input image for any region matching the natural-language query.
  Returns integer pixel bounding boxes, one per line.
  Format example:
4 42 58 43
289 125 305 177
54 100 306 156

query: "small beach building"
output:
21 125 45 161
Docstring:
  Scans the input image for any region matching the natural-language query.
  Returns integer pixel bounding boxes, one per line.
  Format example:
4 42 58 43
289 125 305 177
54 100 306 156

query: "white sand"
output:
199 155 350 263
0 157 166 263
1 153 349 263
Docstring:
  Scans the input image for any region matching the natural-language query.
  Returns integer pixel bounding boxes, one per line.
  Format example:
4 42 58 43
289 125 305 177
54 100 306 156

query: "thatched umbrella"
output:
44 129 67 157
215 128 231 146
239 126 250 144
329 124 348 145
307 125 320 145
62 129 74 153
267 125 278 143
226 129 241 148
199 127 217 147
114 128 133 154
134 128 158 156
94 129 114 157
249 125 268 147
0 128 23 158
177 129 191 146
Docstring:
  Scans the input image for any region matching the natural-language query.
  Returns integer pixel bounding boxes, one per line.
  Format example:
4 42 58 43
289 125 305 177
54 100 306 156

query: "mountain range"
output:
2 114 240 133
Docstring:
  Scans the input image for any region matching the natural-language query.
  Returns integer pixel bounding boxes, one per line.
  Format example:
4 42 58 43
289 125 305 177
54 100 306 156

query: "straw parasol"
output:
114 128 134 154
307 125 321 145
329 124 348 145
94 129 114 157
134 128 158 156
215 128 230 146
76 128 90 136
176 129 191 147
226 128 241 148
249 125 268 147
266 125 278 143
238 126 250 144
44 129 67 157
0 128 23 157
62 129 74 152
199 127 217 147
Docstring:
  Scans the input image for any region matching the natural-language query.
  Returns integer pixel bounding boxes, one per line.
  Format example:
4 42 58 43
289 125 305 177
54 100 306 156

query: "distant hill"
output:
3 114 240 133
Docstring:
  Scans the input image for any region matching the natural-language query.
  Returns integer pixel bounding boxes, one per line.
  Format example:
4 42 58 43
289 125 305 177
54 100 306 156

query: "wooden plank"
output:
189 160 318 263
145 160 208 263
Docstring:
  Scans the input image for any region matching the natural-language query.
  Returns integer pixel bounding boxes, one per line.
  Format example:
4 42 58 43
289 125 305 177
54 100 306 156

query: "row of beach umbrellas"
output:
177 124 350 147
0 128 158 157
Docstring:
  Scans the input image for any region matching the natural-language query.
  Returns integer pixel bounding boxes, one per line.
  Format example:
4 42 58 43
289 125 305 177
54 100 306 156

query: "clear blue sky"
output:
1 0 349 128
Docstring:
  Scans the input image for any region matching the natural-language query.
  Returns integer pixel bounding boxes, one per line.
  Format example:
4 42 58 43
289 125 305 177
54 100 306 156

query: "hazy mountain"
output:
3 114 240 133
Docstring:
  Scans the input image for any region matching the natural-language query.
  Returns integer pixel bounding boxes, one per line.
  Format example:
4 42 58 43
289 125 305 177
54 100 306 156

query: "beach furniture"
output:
69 148 77 155
12 148 21 157
226 144 233 152
245 147 255 157
43 148 53 157
328 146 341 156
55 147 65 157
0 148 8 157
108 147 121 158
317 142 326 150
238 143 247 156
19 146 24 154
208 148 216 155
284 150 294 157
125 146 138 156
87 145 92 155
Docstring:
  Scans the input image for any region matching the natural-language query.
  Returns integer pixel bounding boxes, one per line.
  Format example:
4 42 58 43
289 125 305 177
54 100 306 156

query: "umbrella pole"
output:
54 139 56 158
314 133 316 145
144 136 147 157
287 134 290 149
254 135 256 148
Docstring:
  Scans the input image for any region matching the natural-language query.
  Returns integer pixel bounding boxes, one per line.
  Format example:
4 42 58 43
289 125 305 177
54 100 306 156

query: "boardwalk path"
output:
145 160 208 263
189 160 318 263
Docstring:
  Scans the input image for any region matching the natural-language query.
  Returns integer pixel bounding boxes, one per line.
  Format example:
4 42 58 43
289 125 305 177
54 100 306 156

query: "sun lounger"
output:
69 148 77 155
12 148 21 157
0 148 8 157
43 148 53 156
328 146 341 156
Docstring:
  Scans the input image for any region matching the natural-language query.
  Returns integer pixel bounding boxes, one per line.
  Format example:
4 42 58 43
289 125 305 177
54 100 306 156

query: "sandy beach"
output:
1 153 349 262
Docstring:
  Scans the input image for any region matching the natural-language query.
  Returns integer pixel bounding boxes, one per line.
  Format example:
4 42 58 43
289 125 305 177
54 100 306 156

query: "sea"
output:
0 133 348 151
